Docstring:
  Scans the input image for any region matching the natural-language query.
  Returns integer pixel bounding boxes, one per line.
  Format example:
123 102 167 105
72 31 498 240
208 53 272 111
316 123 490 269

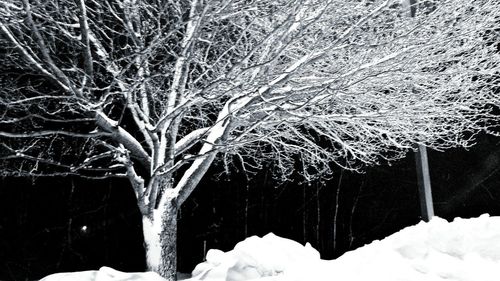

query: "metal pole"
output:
415 144 434 221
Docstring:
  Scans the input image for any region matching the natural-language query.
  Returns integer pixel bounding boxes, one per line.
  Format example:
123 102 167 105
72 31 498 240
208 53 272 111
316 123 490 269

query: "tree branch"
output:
76 0 94 88
94 111 152 171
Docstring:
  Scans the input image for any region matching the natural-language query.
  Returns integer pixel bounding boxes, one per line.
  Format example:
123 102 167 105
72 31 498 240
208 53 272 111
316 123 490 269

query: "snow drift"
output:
188 233 321 281
40 215 500 281
188 214 500 281
39 266 166 281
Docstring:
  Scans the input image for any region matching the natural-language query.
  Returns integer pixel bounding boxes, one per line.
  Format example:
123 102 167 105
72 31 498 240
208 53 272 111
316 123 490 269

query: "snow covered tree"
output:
1 0 499 279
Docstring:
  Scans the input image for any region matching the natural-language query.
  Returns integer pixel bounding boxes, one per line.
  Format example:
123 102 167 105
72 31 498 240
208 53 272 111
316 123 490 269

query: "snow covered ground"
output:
39 266 167 281
188 214 500 281
40 214 500 281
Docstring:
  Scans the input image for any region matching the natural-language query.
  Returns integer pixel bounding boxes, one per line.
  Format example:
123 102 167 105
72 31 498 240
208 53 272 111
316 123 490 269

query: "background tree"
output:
1 0 499 279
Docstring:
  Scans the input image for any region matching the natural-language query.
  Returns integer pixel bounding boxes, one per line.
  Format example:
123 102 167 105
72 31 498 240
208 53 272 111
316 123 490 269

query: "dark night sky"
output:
1 134 500 280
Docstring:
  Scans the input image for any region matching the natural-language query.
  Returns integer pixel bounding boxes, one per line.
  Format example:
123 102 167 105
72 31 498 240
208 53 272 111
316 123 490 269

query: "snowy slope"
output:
322 214 500 281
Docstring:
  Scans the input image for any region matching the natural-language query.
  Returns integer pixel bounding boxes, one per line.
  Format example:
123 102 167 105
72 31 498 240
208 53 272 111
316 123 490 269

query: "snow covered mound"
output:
188 233 320 281
188 215 500 281
327 214 500 281
39 266 166 281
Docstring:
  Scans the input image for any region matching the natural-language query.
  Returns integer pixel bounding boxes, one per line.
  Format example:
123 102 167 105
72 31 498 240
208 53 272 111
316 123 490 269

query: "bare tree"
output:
1 0 499 279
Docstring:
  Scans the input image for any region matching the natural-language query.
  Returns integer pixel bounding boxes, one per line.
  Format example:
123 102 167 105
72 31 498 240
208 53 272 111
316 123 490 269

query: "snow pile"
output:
39 266 166 281
189 233 320 281
327 214 500 281
39 215 500 281
188 215 500 281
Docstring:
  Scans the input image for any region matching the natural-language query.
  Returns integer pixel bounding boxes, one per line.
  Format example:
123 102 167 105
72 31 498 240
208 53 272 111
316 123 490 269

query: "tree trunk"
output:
142 198 178 281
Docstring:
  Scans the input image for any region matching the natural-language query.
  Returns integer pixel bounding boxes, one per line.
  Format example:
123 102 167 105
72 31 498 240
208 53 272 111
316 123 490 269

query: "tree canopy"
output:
1 0 499 278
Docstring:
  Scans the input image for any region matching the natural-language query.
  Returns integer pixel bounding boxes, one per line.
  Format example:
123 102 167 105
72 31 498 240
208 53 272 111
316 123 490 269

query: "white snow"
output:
188 233 320 281
188 214 500 281
39 214 500 281
142 211 163 272
39 266 166 281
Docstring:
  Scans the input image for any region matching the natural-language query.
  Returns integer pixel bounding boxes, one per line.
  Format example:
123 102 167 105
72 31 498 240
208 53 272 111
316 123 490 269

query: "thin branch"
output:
0 23 69 91
76 0 94 88
0 130 109 138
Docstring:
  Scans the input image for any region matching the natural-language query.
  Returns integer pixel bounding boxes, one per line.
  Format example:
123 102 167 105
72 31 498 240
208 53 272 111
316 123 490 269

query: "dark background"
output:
1 134 500 280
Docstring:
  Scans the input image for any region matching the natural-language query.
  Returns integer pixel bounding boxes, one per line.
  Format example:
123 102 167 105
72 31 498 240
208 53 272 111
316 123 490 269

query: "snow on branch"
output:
1 0 499 210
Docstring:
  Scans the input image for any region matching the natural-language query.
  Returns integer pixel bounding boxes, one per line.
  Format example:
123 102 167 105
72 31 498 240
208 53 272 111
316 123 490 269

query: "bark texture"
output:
143 197 178 280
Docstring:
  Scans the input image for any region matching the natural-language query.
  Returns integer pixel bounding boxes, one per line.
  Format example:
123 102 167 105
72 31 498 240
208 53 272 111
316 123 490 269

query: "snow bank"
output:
327 214 500 281
39 266 166 281
188 215 500 281
188 233 320 281
39 215 500 281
